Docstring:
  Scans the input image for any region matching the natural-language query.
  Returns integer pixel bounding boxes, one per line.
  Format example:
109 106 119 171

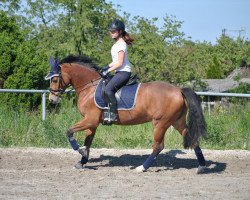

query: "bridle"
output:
49 72 68 97
49 71 101 97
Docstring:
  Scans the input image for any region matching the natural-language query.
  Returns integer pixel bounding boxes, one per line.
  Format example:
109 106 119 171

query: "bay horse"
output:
46 55 207 173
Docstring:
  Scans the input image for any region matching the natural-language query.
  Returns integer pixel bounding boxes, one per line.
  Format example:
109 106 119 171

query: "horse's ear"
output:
49 57 56 69
49 57 53 65
49 56 60 71
45 56 60 80
55 59 60 68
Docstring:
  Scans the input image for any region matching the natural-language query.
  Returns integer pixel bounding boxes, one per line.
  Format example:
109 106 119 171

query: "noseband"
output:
49 73 68 97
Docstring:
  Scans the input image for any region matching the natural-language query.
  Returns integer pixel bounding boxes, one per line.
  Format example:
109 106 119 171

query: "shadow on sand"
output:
84 150 226 174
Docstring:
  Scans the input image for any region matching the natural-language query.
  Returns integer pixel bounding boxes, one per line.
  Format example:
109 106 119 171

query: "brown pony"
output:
46 55 207 173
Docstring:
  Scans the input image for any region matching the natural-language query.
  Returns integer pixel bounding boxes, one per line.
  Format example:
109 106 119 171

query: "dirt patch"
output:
0 148 249 199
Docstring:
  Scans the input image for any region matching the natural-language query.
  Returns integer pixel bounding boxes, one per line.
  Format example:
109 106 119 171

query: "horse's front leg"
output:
67 118 98 167
77 128 96 167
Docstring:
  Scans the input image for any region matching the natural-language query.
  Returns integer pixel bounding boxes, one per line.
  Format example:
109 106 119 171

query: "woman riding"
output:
100 19 134 122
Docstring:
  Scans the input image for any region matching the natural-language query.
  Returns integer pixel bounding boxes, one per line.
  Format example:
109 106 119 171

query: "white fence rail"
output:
0 89 49 121
0 89 249 121
196 92 250 98
196 92 250 115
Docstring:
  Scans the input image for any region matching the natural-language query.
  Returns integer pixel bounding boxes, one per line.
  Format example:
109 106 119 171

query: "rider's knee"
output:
105 88 114 96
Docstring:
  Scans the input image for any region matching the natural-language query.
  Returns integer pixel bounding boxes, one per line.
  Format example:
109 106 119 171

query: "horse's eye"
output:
52 79 58 83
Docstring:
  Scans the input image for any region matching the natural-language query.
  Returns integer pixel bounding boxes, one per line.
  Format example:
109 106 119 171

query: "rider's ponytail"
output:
122 31 134 45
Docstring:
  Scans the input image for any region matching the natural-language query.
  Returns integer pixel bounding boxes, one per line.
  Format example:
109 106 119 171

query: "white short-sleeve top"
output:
111 40 131 72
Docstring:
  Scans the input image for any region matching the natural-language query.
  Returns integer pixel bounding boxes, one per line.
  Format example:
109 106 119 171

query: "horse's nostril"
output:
49 99 55 104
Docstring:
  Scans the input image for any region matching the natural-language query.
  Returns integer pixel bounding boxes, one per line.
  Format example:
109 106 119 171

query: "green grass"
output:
0 99 249 150
201 104 250 150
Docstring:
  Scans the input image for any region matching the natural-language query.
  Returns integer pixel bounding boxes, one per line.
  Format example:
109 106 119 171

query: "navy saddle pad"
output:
94 80 141 110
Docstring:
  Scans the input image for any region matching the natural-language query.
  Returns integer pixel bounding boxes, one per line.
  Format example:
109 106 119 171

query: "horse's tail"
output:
181 88 207 149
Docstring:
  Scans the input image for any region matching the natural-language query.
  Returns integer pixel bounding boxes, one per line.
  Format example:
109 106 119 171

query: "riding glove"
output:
101 66 110 72
100 69 109 78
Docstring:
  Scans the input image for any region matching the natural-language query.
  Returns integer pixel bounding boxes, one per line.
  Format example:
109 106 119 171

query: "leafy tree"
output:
46 0 118 63
128 15 188 83
0 0 121 109
2 35 49 109
128 17 166 82
0 11 23 88
206 56 222 79
0 0 21 13
215 35 250 76
0 0 250 110
161 14 185 45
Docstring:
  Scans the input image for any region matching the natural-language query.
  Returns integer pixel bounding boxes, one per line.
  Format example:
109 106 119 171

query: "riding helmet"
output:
108 19 125 32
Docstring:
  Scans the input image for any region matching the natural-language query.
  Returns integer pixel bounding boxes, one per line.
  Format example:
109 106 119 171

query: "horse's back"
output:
132 81 184 118
115 81 185 125
139 81 182 101
142 81 179 89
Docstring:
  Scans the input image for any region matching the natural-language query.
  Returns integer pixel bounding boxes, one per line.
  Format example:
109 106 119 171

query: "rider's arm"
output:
108 50 125 72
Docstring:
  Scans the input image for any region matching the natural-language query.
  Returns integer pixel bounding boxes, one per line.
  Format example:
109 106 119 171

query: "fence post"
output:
208 96 211 116
42 92 46 121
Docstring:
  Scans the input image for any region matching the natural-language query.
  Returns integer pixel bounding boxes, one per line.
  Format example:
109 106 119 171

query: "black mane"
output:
60 55 100 70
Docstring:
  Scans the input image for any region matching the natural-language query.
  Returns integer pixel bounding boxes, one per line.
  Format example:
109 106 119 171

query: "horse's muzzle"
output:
49 93 61 104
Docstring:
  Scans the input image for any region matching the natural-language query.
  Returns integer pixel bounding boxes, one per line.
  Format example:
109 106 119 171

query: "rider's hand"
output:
100 66 110 73
100 66 110 78
100 69 109 78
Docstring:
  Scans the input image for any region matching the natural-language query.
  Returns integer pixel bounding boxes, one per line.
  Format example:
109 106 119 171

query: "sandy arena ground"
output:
0 148 249 200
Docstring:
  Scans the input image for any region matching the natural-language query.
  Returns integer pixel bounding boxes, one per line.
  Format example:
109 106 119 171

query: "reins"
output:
74 77 101 94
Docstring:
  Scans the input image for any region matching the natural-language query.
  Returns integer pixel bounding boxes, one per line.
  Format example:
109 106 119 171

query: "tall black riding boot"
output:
108 102 118 122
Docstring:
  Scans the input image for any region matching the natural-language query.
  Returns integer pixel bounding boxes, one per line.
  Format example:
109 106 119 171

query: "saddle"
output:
94 74 141 125
101 74 139 101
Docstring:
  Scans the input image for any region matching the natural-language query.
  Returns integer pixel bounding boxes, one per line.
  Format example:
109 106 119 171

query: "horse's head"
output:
45 57 70 104
45 55 101 104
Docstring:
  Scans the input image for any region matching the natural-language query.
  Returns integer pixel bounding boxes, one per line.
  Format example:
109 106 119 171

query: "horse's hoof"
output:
74 161 84 169
135 165 146 173
197 165 206 174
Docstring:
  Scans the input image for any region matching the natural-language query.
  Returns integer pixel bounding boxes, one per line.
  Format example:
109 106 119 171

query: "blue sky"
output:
108 0 250 44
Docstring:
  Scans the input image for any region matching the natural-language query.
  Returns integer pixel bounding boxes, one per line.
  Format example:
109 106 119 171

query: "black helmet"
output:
108 19 125 32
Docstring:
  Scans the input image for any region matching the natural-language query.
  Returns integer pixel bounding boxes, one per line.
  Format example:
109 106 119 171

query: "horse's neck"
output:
65 64 99 95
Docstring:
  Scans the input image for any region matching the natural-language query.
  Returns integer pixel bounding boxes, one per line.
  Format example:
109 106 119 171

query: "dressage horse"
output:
46 55 207 173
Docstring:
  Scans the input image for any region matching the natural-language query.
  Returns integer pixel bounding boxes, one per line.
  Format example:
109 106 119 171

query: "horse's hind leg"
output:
173 116 206 173
194 145 206 174
136 121 169 172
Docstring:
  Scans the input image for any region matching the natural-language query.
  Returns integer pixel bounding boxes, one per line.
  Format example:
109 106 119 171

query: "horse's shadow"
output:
85 150 226 174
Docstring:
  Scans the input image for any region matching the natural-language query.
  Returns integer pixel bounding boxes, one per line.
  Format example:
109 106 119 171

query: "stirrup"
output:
109 112 118 121
102 109 118 125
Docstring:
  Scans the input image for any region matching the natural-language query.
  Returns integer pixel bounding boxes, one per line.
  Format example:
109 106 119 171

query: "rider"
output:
100 19 134 122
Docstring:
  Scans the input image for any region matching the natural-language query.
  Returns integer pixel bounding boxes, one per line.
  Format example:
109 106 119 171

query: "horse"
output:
45 55 207 173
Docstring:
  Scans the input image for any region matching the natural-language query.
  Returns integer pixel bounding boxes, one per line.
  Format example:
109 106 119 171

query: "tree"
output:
0 11 23 88
161 14 185 45
215 35 250 76
206 56 222 79
1 0 250 110
41 0 118 63
0 0 121 109
128 15 189 83
2 33 49 109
